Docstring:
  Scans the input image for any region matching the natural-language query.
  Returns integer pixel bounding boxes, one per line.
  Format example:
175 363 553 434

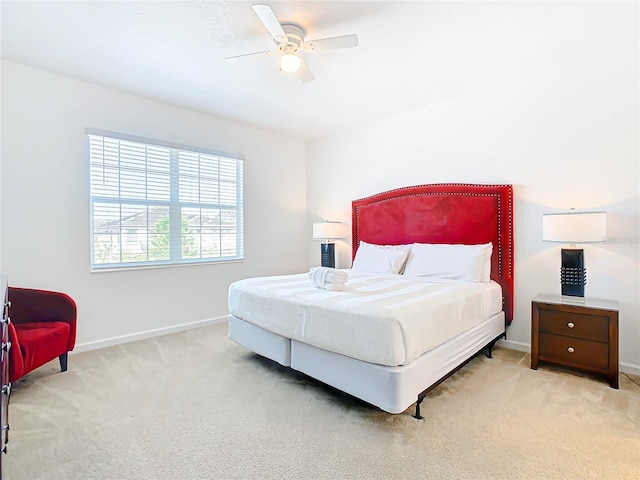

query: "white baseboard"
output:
498 339 640 376
72 315 227 354
620 362 640 376
497 338 529 353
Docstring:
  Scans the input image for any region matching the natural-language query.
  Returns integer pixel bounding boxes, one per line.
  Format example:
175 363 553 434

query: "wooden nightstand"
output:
531 294 619 388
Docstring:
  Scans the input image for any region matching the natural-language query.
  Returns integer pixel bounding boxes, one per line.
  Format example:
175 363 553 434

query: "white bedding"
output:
228 270 502 367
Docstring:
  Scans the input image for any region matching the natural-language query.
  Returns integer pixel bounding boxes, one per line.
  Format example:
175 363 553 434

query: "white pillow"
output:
403 243 493 282
351 241 411 275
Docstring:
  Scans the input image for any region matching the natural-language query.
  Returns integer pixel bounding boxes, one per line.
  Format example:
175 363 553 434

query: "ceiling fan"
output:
225 4 359 83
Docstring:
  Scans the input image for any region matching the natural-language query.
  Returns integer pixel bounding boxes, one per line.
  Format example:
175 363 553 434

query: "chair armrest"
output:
8 287 77 352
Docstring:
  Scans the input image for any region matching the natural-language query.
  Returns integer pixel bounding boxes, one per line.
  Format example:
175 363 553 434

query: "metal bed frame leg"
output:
414 395 426 420
485 330 507 359
485 342 494 358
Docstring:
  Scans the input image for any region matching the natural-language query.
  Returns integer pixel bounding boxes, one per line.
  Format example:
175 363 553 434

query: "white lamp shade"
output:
313 222 343 240
542 211 607 243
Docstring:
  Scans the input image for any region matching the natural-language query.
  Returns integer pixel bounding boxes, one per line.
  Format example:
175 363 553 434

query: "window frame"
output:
87 129 244 272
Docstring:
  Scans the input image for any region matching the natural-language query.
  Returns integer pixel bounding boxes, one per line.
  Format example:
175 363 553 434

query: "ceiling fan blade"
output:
252 4 288 44
297 57 315 83
302 34 359 51
225 50 275 64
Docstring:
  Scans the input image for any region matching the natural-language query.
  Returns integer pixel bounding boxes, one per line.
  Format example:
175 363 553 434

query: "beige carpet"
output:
4 322 640 480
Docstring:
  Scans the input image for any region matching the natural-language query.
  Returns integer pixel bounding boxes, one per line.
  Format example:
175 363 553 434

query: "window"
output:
88 130 243 271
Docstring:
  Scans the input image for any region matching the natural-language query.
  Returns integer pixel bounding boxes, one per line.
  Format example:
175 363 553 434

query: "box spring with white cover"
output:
229 312 504 414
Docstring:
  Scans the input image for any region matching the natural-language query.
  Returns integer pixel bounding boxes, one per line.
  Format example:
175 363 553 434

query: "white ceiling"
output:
0 1 623 141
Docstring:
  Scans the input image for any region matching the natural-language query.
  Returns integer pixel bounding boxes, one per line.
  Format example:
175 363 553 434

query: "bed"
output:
228 183 514 418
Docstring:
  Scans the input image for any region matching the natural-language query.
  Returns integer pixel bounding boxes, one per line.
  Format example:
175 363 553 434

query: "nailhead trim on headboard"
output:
352 183 514 323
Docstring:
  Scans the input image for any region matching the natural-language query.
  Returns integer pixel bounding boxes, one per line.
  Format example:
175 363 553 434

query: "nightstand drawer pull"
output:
568 347 575 353
567 322 575 328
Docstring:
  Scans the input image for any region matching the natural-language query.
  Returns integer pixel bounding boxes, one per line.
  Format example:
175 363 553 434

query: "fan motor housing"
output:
277 23 306 49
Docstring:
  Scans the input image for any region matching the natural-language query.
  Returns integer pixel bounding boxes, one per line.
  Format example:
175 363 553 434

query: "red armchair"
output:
7 287 77 383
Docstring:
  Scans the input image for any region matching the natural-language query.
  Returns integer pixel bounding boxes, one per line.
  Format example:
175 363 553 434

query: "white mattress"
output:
228 270 503 367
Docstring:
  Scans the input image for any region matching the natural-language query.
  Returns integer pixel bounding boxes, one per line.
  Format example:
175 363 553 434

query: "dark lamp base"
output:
320 243 335 268
561 248 586 297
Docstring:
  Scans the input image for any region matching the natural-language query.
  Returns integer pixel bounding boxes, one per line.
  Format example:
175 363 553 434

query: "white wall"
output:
307 6 639 372
1 60 308 349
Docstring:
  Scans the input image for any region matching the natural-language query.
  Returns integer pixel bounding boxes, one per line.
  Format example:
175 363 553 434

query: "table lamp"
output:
542 209 607 297
312 221 343 268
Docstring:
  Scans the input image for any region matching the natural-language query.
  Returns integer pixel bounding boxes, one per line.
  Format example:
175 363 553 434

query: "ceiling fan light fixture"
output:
226 4 358 83
279 53 301 73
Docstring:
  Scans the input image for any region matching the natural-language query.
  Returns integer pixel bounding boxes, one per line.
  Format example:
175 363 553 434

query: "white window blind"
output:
88 130 243 271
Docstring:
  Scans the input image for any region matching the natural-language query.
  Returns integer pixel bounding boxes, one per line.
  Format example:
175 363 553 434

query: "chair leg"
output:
59 352 68 372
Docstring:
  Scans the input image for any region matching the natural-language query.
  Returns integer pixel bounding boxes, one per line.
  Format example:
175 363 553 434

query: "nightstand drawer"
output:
539 333 609 370
539 309 608 342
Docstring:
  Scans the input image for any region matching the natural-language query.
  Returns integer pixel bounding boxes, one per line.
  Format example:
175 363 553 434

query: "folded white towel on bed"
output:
309 267 348 291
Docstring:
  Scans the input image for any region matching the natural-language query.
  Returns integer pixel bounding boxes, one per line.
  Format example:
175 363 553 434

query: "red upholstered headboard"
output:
352 184 514 324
